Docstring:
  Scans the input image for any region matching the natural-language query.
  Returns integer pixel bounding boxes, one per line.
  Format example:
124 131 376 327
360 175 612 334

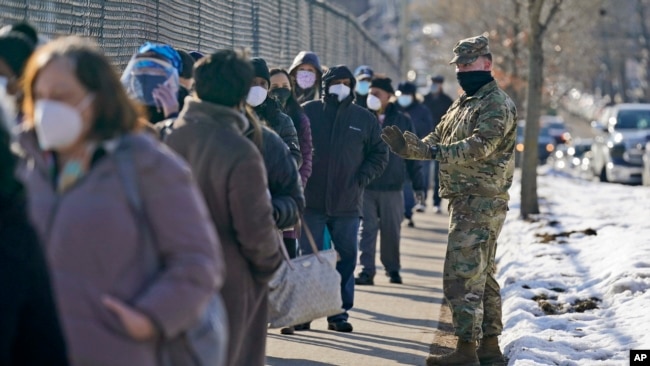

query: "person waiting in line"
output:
353 65 374 109
165 50 283 366
0 31 36 127
174 48 195 111
121 42 183 124
17 36 224 366
397 81 436 220
423 75 454 214
355 76 424 286
269 67 314 335
299 65 388 333
0 105 69 366
288 51 322 104
247 57 301 167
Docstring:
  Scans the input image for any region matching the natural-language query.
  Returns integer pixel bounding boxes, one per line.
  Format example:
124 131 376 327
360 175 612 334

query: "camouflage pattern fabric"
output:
444 195 507 341
449 35 491 65
423 80 517 200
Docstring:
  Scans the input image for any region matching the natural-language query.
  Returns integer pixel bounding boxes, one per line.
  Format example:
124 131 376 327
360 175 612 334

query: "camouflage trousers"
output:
443 195 508 342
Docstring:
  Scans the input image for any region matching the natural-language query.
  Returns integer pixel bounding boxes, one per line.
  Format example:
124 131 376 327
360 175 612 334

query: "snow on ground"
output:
497 167 650 365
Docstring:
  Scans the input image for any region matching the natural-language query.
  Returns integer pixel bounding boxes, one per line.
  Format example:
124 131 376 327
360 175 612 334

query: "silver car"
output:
590 104 650 184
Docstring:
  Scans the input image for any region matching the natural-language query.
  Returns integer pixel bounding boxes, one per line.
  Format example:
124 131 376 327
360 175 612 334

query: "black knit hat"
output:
251 57 271 85
0 32 35 76
370 77 394 94
175 49 195 79
397 81 417 95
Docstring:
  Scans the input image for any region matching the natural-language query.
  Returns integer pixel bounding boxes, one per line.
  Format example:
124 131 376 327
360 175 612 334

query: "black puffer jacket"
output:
367 103 425 191
245 124 305 229
254 97 302 167
302 65 388 217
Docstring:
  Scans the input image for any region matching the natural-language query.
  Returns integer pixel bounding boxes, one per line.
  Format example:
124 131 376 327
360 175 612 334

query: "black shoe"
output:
280 326 295 335
407 219 415 228
388 271 402 284
293 322 311 331
355 272 374 285
328 320 353 332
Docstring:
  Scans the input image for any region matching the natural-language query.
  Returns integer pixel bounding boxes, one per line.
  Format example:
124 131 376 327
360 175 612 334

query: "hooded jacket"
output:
289 51 322 104
367 103 425 192
302 65 388 216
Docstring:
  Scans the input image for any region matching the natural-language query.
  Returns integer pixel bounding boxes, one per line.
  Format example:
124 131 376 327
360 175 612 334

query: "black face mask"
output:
456 71 494 96
270 87 292 106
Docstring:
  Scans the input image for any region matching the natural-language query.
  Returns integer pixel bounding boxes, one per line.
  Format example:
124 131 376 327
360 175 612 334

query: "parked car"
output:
643 141 650 186
590 103 650 184
515 120 556 166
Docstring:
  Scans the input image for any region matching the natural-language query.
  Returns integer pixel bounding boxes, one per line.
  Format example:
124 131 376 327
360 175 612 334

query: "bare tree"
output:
520 0 563 218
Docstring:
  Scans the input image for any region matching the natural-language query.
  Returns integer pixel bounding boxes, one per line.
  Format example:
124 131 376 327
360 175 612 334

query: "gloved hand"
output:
403 131 438 160
414 190 425 203
381 125 408 157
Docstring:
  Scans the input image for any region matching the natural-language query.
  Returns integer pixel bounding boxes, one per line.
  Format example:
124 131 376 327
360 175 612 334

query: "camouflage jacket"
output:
423 80 517 199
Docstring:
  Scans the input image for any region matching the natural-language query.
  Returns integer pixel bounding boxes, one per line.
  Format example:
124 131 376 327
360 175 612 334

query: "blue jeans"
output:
403 180 415 219
300 209 360 323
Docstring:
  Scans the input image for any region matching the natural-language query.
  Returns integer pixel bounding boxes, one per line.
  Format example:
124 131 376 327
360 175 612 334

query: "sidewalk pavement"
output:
266 206 450 366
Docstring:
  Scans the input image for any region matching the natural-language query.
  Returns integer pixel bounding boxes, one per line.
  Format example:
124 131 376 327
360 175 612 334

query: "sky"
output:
496 166 650 365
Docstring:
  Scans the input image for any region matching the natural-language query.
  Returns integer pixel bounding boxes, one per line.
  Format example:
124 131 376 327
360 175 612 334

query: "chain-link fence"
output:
0 0 400 78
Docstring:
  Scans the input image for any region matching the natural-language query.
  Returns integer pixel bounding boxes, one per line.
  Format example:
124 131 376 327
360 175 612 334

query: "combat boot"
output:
425 339 479 366
476 336 507 365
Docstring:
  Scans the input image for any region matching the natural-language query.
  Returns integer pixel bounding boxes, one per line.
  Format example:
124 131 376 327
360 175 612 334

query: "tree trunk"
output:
520 0 545 218
521 33 543 218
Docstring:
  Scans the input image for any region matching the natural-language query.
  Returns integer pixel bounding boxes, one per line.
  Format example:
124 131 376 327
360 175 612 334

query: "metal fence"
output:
0 0 400 77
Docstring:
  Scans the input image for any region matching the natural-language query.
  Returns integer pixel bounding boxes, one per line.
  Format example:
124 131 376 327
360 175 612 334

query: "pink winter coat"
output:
19 131 223 366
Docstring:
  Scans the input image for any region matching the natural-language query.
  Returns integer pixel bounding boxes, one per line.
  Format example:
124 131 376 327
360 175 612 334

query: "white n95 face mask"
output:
366 94 382 111
34 95 94 151
329 84 351 102
246 86 268 107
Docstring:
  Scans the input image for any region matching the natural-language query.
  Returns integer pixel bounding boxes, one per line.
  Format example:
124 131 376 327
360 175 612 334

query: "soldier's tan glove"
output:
382 126 438 160
381 125 409 157
403 131 437 160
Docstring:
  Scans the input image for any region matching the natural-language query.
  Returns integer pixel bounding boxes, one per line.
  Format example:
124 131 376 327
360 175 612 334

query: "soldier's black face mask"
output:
456 71 493 96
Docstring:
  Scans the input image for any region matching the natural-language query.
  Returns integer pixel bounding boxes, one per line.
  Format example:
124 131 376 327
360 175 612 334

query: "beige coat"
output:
167 99 283 366
19 131 223 366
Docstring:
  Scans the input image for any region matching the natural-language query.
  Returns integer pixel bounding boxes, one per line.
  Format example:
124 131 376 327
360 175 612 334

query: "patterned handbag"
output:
267 219 343 328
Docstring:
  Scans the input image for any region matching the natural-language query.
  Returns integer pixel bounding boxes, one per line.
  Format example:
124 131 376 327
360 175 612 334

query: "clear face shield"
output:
120 56 180 107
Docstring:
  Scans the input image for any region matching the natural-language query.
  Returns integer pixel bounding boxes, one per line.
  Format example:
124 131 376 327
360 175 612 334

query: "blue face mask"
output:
398 95 413 107
356 80 371 96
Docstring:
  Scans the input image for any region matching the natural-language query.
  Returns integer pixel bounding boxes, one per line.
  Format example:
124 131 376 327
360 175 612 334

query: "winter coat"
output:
0 189 68 366
254 97 302 167
302 65 388 217
402 100 434 139
355 93 368 109
245 124 305 230
296 112 313 186
19 131 223 366
424 91 454 127
166 99 283 366
424 81 517 199
367 103 425 192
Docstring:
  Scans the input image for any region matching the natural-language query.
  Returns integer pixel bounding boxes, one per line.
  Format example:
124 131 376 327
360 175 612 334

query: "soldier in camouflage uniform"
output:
382 35 517 366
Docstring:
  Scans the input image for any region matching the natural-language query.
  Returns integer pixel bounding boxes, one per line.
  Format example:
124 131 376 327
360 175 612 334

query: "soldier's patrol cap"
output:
449 35 490 65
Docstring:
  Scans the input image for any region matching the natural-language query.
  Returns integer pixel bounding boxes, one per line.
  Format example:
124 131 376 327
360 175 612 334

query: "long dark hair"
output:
269 68 303 134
